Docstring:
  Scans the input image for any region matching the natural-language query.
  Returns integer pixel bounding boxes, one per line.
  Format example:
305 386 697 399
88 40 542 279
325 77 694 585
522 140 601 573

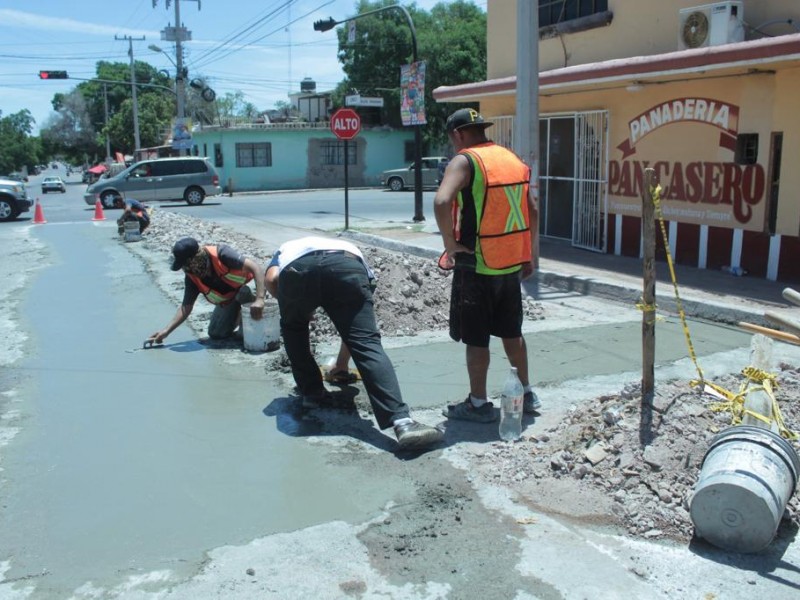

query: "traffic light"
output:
313 17 337 32
39 70 68 80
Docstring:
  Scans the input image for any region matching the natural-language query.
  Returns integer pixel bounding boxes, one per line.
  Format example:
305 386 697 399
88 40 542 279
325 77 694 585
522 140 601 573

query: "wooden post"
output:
641 168 657 444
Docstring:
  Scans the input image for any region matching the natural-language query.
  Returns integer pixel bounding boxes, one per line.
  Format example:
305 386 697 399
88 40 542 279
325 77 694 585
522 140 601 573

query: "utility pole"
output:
515 1 540 267
174 0 187 143
116 34 145 151
102 84 111 162
154 0 199 156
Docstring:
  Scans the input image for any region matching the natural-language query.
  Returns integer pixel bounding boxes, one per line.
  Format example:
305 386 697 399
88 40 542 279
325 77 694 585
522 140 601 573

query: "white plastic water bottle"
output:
499 367 524 441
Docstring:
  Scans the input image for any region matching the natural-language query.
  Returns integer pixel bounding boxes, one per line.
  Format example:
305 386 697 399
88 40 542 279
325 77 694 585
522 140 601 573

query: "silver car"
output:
83 157 222 208
381 156 449 191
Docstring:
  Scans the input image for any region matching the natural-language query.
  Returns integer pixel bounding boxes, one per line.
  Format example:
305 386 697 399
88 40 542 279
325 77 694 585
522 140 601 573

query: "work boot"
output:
394 421 444 450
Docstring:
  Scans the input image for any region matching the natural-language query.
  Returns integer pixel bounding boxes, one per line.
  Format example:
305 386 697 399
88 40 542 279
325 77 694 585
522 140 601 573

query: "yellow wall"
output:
488 1 800 79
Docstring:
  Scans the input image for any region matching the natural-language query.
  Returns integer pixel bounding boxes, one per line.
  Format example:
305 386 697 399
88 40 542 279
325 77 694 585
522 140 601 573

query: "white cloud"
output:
0 9 156 38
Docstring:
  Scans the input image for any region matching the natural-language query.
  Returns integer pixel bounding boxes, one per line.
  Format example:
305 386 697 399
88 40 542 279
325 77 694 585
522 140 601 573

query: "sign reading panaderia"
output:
608 97 766 229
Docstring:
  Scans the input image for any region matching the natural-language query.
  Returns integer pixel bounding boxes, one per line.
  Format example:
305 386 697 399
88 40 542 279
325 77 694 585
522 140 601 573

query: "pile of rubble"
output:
471 369 800 542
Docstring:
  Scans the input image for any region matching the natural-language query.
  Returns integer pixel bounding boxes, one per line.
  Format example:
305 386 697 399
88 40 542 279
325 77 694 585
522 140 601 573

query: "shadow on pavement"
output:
262 388 524 457
688 520 800 591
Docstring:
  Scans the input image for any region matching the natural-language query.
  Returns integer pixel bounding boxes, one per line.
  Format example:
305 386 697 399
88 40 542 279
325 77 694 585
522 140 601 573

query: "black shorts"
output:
449 268 523 347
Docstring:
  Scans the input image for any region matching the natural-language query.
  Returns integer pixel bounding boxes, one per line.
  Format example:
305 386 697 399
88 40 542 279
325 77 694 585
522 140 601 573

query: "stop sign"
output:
330 108 361 140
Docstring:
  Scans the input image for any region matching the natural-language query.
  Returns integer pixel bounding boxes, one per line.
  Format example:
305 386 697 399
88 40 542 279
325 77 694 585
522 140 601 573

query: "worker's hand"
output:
148 330 167 344
521 262 536 280
439 242 473 269
249 297 265 320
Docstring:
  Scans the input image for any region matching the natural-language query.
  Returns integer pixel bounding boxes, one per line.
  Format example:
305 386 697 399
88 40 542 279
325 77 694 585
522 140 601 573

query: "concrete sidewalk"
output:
342 223 797 328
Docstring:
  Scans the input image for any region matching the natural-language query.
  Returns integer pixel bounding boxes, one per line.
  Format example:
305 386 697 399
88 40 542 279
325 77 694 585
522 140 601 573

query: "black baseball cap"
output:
171 237 199 271
445 108 494 133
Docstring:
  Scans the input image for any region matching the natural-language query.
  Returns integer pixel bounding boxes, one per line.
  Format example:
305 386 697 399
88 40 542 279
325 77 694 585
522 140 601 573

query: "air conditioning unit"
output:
678 2 745 50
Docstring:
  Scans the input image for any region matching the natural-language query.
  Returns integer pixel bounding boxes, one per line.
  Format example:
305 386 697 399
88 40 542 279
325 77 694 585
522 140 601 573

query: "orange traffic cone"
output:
91 199 106 221
33 198 47 224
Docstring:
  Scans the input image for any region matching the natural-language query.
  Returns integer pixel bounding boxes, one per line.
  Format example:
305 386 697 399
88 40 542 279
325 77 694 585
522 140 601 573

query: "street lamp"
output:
314 6 425 222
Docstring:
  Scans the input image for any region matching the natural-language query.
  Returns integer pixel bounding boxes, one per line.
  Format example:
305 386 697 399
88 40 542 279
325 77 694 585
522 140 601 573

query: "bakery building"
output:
434 1 800 281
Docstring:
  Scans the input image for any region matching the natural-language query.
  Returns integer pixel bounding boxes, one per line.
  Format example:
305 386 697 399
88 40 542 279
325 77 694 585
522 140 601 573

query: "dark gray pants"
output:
277 251 410 429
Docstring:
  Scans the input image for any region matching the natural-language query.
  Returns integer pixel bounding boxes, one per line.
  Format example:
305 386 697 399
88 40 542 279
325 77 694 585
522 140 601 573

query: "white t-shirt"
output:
268 236 374 279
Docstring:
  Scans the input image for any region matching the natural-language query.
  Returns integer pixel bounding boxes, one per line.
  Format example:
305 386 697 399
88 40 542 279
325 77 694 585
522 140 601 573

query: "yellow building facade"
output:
434 1 800 281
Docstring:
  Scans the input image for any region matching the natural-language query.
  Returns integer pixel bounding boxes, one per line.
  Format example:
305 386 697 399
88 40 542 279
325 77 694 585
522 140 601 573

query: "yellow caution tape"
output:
699 367 798 440
649 185 798 440
651 184 704 382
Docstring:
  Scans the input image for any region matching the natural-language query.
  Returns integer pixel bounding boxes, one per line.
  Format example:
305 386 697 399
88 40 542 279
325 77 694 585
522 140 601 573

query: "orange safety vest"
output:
186 245 253 305
459 143 531 274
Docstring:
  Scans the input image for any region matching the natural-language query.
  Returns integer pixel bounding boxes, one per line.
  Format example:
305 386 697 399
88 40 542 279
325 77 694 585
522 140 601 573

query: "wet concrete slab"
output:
0 222 409 593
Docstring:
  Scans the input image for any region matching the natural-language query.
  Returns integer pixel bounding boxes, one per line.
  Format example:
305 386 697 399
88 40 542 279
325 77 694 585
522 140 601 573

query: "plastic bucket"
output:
123 220 141 242
690 425 800 553
240 301 280 352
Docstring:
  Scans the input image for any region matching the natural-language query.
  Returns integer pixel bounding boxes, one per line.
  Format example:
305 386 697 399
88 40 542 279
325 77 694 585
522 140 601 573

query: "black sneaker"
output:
394 421 444 450
442 397 497 423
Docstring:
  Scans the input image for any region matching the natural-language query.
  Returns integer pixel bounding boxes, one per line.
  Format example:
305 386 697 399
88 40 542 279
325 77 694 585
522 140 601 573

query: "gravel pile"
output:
138 209 545 346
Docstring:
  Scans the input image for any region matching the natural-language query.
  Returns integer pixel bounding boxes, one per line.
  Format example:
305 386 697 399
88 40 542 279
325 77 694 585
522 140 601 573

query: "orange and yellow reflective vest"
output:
186 245 253 305
457 143 532 275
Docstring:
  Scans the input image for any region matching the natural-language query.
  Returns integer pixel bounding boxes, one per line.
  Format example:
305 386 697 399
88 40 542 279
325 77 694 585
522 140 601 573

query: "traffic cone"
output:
33 198 47 224
91 199 106 221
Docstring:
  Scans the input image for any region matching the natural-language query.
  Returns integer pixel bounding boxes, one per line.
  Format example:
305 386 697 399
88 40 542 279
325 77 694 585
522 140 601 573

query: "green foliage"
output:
0 110 42 174
40 60 177 159
332 0 486 149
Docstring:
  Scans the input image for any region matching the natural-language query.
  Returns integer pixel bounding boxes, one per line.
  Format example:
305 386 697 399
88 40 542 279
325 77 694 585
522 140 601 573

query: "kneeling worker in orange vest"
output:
147 237 267 345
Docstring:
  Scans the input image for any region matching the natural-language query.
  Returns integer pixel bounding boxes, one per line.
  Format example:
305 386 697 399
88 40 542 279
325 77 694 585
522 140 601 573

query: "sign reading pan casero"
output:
608 97 767 231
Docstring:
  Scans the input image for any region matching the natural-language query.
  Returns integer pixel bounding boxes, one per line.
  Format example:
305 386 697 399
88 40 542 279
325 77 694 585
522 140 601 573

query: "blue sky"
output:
0 0 485 134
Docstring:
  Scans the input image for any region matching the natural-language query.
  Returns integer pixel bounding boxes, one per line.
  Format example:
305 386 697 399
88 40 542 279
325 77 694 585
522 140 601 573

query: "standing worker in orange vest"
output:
147 237 267 345
434 108 541 423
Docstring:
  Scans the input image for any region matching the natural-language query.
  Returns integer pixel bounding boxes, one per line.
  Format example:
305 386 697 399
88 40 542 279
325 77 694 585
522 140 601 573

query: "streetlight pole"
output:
314 6 425 222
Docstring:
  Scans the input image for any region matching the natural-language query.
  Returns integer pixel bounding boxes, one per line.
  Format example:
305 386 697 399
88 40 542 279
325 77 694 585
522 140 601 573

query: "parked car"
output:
381 156 450 191
7 171 28 183
83 157 222 208
0 176 32 222
41 176 66 194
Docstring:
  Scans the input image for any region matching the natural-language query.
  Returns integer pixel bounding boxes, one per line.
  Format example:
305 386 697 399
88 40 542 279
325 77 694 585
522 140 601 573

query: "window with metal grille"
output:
322 140 357 165
735 134 758 165
236 142 272 168
539 0 608 27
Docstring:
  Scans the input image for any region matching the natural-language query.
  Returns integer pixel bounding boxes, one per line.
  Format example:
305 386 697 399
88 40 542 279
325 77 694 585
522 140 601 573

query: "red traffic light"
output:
39 70 68 80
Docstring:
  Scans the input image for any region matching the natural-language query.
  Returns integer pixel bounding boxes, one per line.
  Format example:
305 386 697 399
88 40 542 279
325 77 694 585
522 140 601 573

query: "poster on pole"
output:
400 61 426 126
171 118 193 150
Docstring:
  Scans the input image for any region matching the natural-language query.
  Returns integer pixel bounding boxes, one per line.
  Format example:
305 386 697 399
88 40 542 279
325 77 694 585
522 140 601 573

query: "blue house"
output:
191 121 416 192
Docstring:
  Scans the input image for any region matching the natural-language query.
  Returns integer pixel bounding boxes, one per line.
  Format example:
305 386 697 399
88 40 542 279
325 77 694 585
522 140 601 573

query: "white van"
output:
83 157 222 208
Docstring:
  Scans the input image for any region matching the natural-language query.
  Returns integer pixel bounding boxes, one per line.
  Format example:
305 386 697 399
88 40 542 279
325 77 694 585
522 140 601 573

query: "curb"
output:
342 230 773 329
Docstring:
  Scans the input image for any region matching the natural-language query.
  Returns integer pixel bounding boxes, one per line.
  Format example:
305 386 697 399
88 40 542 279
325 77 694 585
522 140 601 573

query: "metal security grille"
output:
491 111 608 250
572 111 608 252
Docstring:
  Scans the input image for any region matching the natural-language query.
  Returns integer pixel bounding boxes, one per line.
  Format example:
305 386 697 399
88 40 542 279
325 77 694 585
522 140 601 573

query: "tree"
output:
0 110 42 174
40 60 177 157
40 90 98 163
105 92 175 151
216 91 260 123
332 0 486 148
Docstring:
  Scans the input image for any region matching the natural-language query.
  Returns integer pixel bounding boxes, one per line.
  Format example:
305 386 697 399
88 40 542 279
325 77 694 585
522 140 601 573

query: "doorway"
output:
539 111 608 251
